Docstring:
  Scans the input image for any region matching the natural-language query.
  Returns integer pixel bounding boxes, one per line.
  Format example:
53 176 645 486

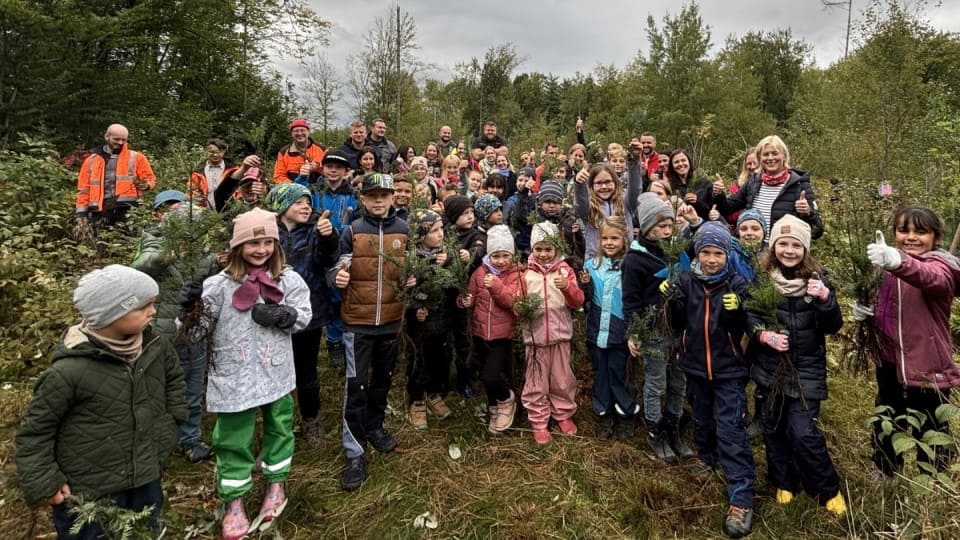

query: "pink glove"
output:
806 278 829 302
759 330 789 352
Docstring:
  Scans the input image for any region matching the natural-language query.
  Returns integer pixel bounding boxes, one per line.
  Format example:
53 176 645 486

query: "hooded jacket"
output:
520 256 584 346
468 262 522 341
584 257 627 348
714 169 824 240
278 212 340 331
15 325 185 507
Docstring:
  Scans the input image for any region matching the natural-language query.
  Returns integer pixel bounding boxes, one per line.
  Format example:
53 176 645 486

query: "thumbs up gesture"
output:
708 204 720 221
316 209 333 236
335 261 351 288
794 190 811 216
712 174 725 196
554 268 569 290
867 230 902 270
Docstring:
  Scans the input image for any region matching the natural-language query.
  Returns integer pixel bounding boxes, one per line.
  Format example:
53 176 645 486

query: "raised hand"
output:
867 230 901 270
335 261 350 288
805 272 829 302
795 190 811 216
316 209 333 236
708 204 720 221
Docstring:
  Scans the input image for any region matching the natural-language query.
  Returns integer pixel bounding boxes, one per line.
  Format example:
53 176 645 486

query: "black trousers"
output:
406 326 452 402
292 327 323 420
476 338 513 404
52 478 163 539
342 331 397 458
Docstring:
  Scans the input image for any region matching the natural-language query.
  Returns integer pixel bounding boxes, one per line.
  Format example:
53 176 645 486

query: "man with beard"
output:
471 121 508 154
628 132 660 180
274 118 326 184
436 125 456 157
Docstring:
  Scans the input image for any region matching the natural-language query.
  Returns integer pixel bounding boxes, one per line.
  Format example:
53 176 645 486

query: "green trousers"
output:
212 394 295 501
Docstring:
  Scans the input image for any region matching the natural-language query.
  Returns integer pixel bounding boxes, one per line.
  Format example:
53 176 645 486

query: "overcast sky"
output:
286 0 960 125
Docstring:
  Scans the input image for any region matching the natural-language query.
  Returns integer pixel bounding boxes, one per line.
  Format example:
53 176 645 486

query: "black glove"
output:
251 303 298 329
177 280 204 308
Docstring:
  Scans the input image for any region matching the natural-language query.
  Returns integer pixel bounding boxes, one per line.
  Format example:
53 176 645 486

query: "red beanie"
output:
289 118 309 131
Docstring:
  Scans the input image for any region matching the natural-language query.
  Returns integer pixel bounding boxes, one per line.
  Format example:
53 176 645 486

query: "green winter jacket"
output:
15 325 186 507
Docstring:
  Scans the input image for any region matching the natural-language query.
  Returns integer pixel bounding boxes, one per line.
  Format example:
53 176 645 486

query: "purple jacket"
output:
875 249 960 389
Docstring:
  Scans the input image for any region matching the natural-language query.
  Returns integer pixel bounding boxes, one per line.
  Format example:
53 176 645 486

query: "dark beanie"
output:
444 195 473 224
538 180 564 204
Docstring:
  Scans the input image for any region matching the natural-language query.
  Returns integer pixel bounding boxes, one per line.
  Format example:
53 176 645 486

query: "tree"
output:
454 44 525 138
302 52 342 141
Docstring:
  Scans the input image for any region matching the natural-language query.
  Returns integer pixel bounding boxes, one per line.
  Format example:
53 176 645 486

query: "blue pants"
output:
757 387 840 503
588 343 637 417
342 331 398 458
641 337 685 424
686 375 755 509
52 478 163 539
176 341 207 449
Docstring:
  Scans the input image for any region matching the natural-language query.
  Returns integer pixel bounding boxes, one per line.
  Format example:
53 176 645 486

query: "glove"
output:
722 292 740 311
867 230 902 270
851 302 874 322
177 280 204 308
658 279 675 296
758 330 789 352
805 274 830 303
251 303 298 329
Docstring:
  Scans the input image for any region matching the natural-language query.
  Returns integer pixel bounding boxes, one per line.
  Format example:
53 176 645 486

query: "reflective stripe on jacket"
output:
76 146 156 216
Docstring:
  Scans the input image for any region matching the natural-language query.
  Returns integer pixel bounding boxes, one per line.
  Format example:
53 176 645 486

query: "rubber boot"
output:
596 414 615 440
327 340 344 369
646 421 678 464
663 415 695 459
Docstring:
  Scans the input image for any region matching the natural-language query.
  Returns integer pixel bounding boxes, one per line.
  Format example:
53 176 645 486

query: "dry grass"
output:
2 349 959 539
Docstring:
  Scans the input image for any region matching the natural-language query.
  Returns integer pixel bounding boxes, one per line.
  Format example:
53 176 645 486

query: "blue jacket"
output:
277 212 340 331
584 257 626 348
294 176 358 233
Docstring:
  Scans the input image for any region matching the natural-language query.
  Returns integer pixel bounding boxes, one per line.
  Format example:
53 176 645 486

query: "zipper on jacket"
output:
703 286 713 380
897 278 906 385
375 220 383 325
542 272 550 343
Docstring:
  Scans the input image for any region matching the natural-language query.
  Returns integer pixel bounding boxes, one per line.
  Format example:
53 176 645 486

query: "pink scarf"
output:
232 265 284 311
761 169 789 186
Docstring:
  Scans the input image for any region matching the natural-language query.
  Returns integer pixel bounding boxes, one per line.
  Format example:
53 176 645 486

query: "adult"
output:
337 120 367 170
629 132 661 179
273 118 326 184
188 138 239 208
714 135 823 240
436 125 456 157
713 147 758 227
365 118 397 172
664 148 713 220
75 123 155 231
534 142 561 190
471 121 508 153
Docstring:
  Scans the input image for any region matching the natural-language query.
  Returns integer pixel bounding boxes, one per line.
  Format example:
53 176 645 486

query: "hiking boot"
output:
533 428 553 444
490 391 516 434
775 489 794 505
596 415 615 440
615 416 635 440
248 482 286 533
183 441 213 463
825 492 847 516
368 428 397 453
220 499 249 540
557 418 578 436
327 340 344 369
647 422 678 464
300 416 324 449
686 456 714 475
409 401 428 431
426 393 452 419
341 455 367 491
723 505 753 538
663 419 695 460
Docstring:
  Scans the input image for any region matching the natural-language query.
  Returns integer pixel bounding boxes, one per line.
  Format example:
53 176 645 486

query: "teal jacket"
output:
15 325 186 507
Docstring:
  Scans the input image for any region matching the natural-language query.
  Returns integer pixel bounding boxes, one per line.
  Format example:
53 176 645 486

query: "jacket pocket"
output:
210 345 245 377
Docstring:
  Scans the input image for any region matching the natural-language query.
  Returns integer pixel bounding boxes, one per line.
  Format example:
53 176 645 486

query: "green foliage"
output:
67 496 156 540
743 271 784 333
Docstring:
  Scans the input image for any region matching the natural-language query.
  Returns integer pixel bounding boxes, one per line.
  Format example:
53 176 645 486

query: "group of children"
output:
14 130 960 538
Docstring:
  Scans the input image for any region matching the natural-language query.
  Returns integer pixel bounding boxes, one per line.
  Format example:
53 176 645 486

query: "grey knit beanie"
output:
635 192 674 236
73 265 159 329
486 224 515 255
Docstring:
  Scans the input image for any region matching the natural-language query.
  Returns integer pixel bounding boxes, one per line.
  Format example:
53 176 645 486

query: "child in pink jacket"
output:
520 222 585 444
464 225 522 434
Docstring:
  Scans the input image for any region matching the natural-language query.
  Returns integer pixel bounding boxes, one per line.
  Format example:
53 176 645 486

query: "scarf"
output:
482 254 503 276
761 169 790 186
691 261 730 284
232 265 284 311
770 268 807 297
80 321 143 364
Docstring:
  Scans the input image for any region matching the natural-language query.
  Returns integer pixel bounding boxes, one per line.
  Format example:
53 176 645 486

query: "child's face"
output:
540 200 561 217
738 220 764 246
600 226 626 258
242 238 276 267
485 185 504 199
591 170 616 201
105 299 157 337
517 174 534 191
456 208 475 229
393 182 413 207
470 147 483 161
609 155 626 174
486 209 503 227
554 166 567 179
697 246 727 275
425 145 439 160
361 190 395 217
445 163 460 177
649 182 668 201
421 221 444 249
895 217 935 256
645 217 673 241
484 147 496 163
773 237 805 268
324 163 347 182
468 173 482 192
489 251 512 270
532 242 557 265
359 152 376 172
283 196 312 225
412 164 428 181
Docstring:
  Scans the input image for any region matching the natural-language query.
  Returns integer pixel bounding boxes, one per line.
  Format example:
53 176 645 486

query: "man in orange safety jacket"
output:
273 118 326 184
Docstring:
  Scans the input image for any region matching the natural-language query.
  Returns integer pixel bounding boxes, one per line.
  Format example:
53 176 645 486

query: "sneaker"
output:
300 417 324 449
647 422 678 464
490 391 516 434
487 402 503 434
533 428 553 444
327 340 344 369
615 416 635 440
825 492 847 516
775 489 794 504
596 415 615 440
409 401 428 431
368 428 397 453
220 499 249 540
425 394 452 419
248 482 287 533
341 455 367 491
557 418 578 436
686 456 714 475
183 442 213 464
723 505 753 538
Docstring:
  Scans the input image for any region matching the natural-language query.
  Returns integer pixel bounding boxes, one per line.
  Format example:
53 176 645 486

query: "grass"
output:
1 348 959 539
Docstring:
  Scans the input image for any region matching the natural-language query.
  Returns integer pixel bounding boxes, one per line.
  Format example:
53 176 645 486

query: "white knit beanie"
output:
486 225 515 255
531 221 560 247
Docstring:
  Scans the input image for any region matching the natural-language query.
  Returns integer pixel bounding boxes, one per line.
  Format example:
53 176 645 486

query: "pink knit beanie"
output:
230 207 279 248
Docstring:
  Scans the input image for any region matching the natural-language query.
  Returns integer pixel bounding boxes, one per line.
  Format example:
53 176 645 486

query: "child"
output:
16 265 186 538
531 179 585 264
863 206 960 478
465 169 483 201
573 163 641 260
748 215 846 515
392 174 414 222
623 193 692 458
474 193 503 233
203 207 312 538
463 225 522 434
405 209 455 430
328 172 411 491
213 166 269 212
581 216 635 439
521 222 585 443
665 221 755 538
264 184 339 449
132 190 217 463
483 172 508 201
503 167 538 258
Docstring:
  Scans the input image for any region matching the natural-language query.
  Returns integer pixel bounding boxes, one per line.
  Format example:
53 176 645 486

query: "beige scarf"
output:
770 269 807 298
79 321 144 364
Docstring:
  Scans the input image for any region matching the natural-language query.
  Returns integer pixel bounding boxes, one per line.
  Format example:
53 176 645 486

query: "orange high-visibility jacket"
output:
76 146 156 216
188 160 239 206
273 140 325 184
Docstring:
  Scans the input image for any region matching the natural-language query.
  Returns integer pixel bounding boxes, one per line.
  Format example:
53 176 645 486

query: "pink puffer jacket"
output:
467 264 521 341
